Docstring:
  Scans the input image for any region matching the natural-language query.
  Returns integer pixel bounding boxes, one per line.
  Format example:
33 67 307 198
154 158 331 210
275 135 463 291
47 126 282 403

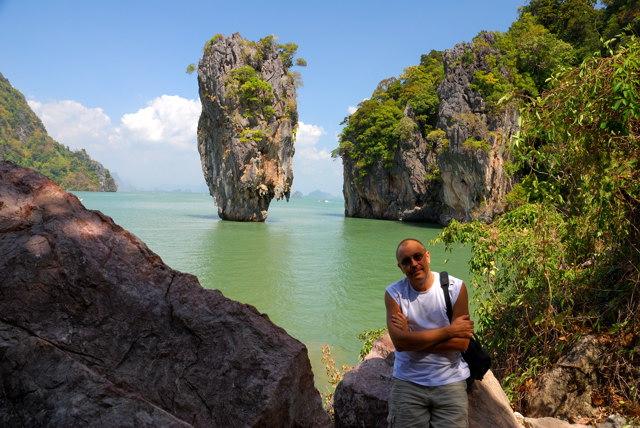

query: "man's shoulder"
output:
386 277 409 294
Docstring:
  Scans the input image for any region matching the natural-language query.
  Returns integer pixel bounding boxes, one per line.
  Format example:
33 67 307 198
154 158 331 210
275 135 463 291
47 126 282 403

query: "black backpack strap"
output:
440 271 454 322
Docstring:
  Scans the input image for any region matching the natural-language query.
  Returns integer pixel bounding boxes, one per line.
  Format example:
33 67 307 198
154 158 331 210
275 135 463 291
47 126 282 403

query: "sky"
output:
0 0 523 196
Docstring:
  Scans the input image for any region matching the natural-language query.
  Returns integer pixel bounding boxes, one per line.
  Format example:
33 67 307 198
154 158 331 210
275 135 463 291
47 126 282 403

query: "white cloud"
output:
121 95 200 150
296 122 325 147
28 98 342 195
295 121 329 161
347 105 358 115
28 96 204 191
293 121 343 195
28 99 114 151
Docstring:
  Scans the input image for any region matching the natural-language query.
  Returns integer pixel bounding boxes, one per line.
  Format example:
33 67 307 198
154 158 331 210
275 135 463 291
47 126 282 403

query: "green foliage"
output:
225 65 275 118
334 97 403 180
424 165 441 182
521 0 602 59
427 129 450 152
496 13 575 97
242 35 306 72
333 51 444 181
277 42 298 68
203 33 224 54
462 137 491 154
394 116 418 141
0 73 116 191
185 63 196 74
437 37 640 414
600 0 640 45
239 129 267 143
356 328 387 360
522 0 640 61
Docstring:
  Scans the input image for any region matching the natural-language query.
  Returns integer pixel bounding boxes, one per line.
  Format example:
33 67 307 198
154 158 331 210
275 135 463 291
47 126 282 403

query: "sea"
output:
73 191 471 392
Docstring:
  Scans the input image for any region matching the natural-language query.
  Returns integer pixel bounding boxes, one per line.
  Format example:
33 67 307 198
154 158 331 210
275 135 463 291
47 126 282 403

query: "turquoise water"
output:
75 191 470 390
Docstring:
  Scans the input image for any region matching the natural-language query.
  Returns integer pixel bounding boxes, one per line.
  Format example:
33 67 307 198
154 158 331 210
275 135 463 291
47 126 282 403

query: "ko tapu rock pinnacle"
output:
196 33 301 221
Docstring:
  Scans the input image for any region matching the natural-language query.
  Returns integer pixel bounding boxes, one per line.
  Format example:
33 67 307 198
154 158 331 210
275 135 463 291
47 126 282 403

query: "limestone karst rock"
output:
338 32 516 224
197 33 298 221
342 105 442 222
436 31 517 223
0 161 330 427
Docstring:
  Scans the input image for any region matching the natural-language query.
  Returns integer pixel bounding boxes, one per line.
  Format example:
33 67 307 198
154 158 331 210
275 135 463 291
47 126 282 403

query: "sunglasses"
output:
400 252 425 267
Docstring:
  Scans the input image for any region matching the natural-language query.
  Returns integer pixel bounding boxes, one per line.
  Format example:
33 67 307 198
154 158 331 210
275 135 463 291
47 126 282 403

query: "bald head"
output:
396 238 426 261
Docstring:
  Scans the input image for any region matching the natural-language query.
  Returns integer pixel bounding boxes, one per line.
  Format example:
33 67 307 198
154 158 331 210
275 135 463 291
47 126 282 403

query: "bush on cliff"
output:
332 51 443 181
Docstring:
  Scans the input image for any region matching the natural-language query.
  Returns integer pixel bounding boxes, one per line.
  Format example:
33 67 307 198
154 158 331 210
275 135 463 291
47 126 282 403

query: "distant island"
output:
291 190 340 200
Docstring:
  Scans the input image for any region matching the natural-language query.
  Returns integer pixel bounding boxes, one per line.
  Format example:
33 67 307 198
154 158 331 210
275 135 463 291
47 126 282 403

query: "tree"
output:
333 51 444 180
496 12 575 96
522 0 602 59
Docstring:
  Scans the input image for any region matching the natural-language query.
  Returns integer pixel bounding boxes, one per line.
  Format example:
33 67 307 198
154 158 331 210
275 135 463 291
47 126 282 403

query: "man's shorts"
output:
387 378 468 428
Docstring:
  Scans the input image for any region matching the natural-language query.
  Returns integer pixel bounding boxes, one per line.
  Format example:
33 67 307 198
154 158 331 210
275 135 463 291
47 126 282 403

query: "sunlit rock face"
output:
436 31 517 223
342 105 442 222
197 33 297 222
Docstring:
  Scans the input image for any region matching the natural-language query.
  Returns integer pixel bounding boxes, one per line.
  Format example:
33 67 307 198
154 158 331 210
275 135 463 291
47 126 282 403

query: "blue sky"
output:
0 0 523 196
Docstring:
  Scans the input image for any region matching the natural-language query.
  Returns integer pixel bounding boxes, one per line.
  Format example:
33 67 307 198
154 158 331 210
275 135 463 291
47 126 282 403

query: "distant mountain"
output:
306 190 339 200
0 72 117 191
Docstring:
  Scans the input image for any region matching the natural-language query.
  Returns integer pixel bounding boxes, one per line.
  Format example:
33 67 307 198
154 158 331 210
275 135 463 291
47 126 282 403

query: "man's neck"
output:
409 271 434 292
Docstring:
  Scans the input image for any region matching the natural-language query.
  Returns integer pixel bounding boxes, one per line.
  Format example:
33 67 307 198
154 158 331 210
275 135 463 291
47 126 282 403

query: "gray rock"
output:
596 413 632 428
197 33 297 221
0 161 330 427
526 335 606 421
436 31 517 223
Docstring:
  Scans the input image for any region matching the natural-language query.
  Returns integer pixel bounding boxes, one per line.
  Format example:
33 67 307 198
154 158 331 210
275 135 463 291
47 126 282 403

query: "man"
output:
385 238 474 428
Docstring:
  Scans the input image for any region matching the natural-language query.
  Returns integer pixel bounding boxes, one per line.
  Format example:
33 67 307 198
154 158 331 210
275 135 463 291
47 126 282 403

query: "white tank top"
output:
386 272 470 386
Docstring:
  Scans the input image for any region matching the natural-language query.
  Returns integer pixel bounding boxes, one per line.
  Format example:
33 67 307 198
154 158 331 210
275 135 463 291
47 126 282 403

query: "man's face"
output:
396 240 430 284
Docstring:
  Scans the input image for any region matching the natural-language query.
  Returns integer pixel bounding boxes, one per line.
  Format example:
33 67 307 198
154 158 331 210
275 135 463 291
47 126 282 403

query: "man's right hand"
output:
449 314 474 338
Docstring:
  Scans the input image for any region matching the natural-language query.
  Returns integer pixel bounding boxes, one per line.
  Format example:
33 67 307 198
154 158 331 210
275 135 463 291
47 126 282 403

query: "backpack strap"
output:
440 271 454 322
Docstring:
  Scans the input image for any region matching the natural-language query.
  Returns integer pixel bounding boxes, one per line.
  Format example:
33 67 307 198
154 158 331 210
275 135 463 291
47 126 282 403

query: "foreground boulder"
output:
0 161 330 427
333 333 521 428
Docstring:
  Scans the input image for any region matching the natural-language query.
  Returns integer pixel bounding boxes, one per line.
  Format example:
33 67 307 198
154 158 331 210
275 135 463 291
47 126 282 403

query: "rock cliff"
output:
0 161 330 427
339 32 517 224
197 33 297 221
342 106 442 222
436 32 517 223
